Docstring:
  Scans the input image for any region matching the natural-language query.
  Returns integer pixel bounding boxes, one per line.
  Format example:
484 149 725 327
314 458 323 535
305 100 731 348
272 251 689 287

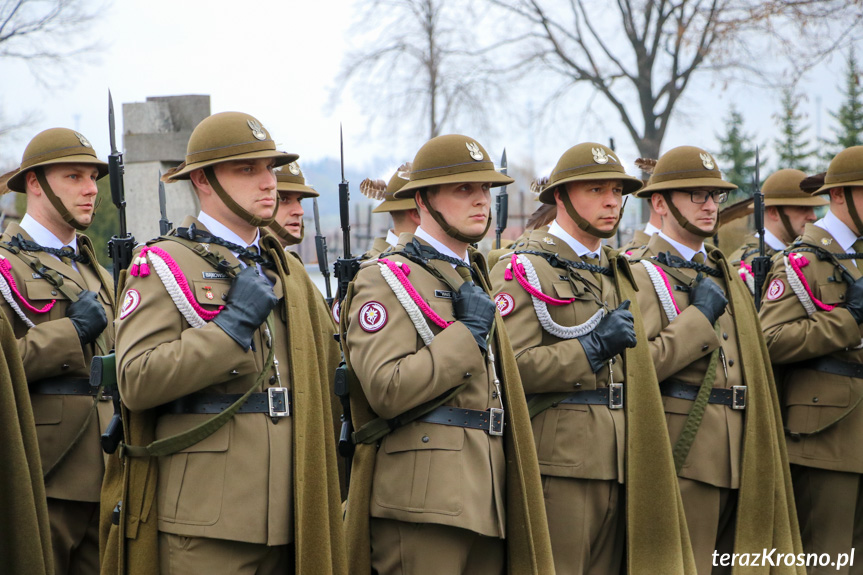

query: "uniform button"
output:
728 359 735 367
230 369 239 376
51 290 58 296
222 293 227 301
840 294 845 300
463 372 471 379
61 363 70 370
269 375 278 384
701 344 709 351
574 382 582 388
421 435 430 443
722 333 728 340
812 397 819 403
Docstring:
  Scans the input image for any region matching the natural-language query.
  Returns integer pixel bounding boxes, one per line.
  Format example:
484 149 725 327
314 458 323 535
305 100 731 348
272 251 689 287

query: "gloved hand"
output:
213 266 278 350
66 290 107 345
578 300 636 373
452 282 496 354
845 277 863 324
689 275 727 325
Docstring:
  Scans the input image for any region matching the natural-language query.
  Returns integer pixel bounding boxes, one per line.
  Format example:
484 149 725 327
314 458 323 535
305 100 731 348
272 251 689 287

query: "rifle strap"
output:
121 313 276 458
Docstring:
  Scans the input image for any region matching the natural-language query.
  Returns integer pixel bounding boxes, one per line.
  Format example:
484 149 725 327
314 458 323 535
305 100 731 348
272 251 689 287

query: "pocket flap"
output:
817 282 847 306
156 415 231 452
25 280 69 301
191 280 230 307
553 281 579 299
31 395 63 425
384 423 464 453
786 376 851 408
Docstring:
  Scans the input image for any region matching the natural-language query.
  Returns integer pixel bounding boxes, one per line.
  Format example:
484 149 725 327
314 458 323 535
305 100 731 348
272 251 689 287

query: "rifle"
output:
751 147 771 311
495 148 508 249
332 124 361 486
312 197 333 304
99 90 137 454
158 174 172 236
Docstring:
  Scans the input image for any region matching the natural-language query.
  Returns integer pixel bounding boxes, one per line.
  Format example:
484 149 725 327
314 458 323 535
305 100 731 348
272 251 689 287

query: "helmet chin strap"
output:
661 192 717 238
203 166 278 228
35 169 91 231
268 220 304 246
419 188 491 244
559 188 622 239
775 207 798 243
844 187 863 237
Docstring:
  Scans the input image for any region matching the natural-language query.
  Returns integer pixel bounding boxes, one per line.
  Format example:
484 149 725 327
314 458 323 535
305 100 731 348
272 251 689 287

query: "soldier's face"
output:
41 163 100 226
779 205 818 238
561 179 623 234
212 158 278 220
665 189 719 235
276 190 305 240
424 182 491 238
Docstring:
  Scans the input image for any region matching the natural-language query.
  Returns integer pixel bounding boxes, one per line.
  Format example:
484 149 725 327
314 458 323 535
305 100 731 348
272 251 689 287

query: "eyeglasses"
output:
684 190 728 204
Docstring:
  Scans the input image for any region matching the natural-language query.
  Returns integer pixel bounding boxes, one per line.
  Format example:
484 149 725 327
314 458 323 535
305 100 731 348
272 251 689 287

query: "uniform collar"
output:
815 209 858 254
413 226 468 267
643 222 660 236
386 229 400 247
197 211 261 254
548 220 600 259
19 213 77 253
657 230 706 262
757 229 786 251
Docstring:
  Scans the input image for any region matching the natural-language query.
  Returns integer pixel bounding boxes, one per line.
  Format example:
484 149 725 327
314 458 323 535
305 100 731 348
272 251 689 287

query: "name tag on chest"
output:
202 272 229 280
434 290 454 299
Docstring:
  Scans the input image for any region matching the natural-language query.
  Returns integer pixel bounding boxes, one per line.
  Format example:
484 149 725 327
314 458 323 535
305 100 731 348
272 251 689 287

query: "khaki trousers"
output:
47 498 99 575
542 476 624 575
792 465 863 575
159 533 293 575
370 518 504 575
678 478 737 575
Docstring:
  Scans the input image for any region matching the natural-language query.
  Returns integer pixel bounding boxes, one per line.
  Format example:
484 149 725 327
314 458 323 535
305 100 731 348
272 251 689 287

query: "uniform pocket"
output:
191 280 230 307
30 395 63 425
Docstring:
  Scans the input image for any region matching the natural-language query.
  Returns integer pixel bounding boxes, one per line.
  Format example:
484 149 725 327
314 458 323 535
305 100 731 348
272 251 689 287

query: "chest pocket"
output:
553 280 578 299
192 280 231 307
25 280 72 301
817 281 847 306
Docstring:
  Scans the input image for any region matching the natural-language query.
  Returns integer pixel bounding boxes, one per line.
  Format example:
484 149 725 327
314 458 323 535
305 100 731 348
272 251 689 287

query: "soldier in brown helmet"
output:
489 142 698 574
103 112 345 575
0 127 115 575
729 169 826 296
267 160 319 249
626 145 802 573
341 134 553 575
759 146 863 574
358 163 420 259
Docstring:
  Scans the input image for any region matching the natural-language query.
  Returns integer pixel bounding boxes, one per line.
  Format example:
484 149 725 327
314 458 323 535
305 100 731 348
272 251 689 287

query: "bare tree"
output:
484 0 863 159
332 0 502 144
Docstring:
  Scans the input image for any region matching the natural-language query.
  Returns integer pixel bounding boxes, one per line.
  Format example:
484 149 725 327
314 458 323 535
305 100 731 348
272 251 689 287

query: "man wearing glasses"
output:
626 146 801 573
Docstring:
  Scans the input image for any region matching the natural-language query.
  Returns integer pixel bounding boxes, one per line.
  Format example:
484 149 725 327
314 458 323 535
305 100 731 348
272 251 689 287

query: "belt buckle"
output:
608 383 624 409
488 408 505 436
268 387 290 418
731 386 747 410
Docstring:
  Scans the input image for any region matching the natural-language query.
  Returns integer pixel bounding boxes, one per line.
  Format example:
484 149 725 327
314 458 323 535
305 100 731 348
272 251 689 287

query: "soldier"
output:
628 146 802 573
759 146 863 574
267 160 319 249
729 169 826 294
106 112 345 575
358 163 419 259
0 128 114 575
341 134 553 575
489 142 696 574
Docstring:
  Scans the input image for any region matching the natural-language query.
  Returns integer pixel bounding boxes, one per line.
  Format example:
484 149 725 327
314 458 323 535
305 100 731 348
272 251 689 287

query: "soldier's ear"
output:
24 170 41 195
651 192 667 216
189 169 212 196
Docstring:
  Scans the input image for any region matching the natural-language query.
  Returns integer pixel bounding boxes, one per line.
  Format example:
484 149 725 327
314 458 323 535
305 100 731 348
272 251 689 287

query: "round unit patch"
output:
120 289 141 319
359 301 387 332
332 299 341 324
766 278 786 301
495 293 515 317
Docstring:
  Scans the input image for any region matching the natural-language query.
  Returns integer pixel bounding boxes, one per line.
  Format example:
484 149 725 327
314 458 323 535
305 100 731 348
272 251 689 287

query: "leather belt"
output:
798 357 863 379
30 377 100 396
660 379 746 410
556 383 624 409
416 406 505 436
159 388 291 418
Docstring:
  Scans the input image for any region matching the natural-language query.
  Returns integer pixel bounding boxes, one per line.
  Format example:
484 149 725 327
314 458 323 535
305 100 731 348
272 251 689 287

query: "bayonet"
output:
312 197 332 303
158 173 172 236
495 148 509 249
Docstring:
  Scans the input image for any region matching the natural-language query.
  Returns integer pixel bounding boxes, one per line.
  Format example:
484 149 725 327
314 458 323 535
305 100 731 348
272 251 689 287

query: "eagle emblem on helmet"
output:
75 132 92 148
287 162 301 175
592 147 609 164
247 119 267 141
700 152 715 170
466 142 484 161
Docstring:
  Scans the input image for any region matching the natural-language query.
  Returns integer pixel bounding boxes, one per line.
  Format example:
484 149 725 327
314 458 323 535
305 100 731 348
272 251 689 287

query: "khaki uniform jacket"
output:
363 237 392 260
0 222 114 502
728 233 778 272
629 234 745 488
620 229 652 253
759 223 863 474
489 229 624 481
115 216 338 545
344 234 506 538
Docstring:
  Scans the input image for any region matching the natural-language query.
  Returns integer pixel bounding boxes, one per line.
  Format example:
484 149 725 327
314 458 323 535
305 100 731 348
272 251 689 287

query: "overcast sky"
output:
0 0 856 182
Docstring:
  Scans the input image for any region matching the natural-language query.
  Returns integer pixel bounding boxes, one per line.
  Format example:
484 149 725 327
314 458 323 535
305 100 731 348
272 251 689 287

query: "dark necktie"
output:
59 246 75 266
240 245 259 269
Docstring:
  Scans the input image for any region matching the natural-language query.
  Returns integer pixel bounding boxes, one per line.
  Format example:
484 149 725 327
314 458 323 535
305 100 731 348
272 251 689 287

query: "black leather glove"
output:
66 290 107 345
845 277 863 324
452 282 496 354
689 275 727 325
578 300 636 373
213 266 278 350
